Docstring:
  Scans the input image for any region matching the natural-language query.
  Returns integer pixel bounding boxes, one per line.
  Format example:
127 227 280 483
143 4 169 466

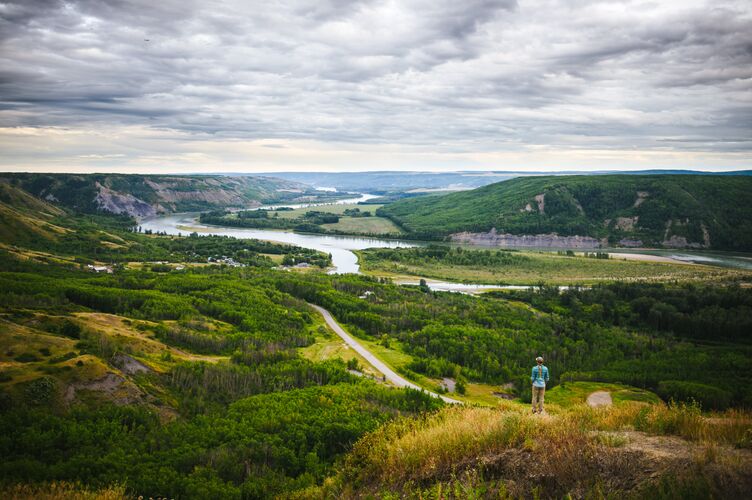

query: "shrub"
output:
455 379 467 395
24 377 57 405
657 380 732 410
49 351 77 364
0 481 126 500
14 353 39 363
59 320 82 339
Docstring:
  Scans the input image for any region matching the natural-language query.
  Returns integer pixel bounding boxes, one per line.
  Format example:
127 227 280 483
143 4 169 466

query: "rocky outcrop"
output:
615 216 638 231
450 229 602 248
661 219 711 249
619 238 643 247
0 173 316 218
534 194 545 213
64 372 144 405
633 191 649 207
95 182 158 217
143 178 263 208
662 235 708 249
112 354 151 376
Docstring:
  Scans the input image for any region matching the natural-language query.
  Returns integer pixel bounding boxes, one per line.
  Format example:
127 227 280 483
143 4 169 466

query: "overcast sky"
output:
0 0 750 173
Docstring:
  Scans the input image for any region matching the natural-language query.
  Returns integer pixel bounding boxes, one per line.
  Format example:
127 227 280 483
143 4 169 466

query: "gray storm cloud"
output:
0 0 750 171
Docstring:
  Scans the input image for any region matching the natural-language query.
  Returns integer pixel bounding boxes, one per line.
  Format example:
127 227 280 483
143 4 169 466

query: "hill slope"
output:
323 403 752 498
0 180 69 245
379 175 752 251
0 173 322 217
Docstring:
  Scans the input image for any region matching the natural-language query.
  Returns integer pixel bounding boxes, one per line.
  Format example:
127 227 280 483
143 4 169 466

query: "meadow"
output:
200 203 404 236
357 245 752 285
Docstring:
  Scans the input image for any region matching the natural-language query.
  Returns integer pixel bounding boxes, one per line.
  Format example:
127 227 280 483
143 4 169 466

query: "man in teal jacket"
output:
531 356 549 414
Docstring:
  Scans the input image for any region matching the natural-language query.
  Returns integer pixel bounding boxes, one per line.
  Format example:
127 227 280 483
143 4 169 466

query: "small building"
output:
87 264 113 274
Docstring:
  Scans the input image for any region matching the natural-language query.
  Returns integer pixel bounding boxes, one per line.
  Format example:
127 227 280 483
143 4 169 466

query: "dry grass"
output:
339 406 594 491
0 482 126 500
323 401 752 499
575 401 752 447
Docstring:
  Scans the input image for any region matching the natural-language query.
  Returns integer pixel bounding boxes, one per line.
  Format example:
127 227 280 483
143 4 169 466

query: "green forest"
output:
378 175 752 251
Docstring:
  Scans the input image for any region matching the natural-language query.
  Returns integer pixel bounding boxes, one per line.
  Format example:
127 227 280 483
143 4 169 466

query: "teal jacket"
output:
531 365 549 388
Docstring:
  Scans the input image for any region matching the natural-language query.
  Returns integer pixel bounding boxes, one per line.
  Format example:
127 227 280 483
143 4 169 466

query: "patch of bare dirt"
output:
634 191 649 207
64 372 143 405
112 353 151 375
587 391 613 407
534 193 545 213
615 216 638 231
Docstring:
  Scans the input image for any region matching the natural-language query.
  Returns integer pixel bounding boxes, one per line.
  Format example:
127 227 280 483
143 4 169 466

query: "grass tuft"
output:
0 482 126 500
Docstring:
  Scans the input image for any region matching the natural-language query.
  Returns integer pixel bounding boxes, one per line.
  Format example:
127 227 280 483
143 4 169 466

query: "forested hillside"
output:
0 173 332 217
0 181 330 268
379 175 752 251
0 182 438 496
1 179 751 498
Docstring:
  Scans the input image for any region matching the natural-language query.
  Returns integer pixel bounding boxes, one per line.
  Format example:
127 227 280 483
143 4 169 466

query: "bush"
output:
455 379 467 395
24 377 57 405
59 320 82 339
657 380 732 410
14 353 39 363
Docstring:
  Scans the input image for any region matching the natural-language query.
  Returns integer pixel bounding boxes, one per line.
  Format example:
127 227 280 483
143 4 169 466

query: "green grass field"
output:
269 203 384 218
225 203 404 236
321 216 403 235
298 316 383 379
358 249 751 285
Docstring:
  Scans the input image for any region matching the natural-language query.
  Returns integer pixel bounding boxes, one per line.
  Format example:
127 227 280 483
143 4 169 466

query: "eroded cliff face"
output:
450 229 603 249
95 183 159 217
0 174 311 218
141 178 264 208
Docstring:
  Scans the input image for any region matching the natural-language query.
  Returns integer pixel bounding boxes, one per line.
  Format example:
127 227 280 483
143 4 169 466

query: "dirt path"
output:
309 304 460 404
587 391 613 407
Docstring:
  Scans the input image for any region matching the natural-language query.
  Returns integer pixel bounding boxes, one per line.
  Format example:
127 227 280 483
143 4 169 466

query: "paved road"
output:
309 304 460 404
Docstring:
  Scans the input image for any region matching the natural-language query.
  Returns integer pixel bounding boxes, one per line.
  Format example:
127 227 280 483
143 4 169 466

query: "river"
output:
140 194 752 291
140 194 419 275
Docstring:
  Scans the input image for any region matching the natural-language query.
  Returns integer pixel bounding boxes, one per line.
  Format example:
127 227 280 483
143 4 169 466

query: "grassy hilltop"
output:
378 175 752 251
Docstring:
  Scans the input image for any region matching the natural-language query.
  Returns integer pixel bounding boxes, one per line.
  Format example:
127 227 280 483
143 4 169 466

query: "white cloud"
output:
0 0 750 172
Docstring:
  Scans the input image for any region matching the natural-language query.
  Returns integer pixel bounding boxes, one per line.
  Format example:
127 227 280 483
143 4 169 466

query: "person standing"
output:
531 356 549 414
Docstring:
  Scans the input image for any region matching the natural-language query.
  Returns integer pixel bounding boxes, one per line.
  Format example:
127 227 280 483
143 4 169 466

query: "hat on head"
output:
536 356 544 363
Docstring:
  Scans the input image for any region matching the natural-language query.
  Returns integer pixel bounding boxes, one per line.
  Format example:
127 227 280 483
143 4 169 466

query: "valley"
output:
1 173 751 498
4 2 751 496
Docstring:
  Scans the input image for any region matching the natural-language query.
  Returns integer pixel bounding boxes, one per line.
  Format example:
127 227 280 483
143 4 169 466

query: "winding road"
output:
309 304 461 404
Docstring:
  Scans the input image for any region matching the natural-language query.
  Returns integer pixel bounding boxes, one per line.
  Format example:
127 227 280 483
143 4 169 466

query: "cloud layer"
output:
0 0 750 171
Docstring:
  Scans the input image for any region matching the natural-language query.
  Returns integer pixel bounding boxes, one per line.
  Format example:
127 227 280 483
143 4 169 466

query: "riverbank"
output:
357 248 752 286
141 196 752 286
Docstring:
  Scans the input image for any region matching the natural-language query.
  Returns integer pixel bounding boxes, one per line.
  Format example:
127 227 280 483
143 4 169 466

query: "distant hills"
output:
0 174 322 218
253 171 517 193
253 170 752 194
378 175 752 251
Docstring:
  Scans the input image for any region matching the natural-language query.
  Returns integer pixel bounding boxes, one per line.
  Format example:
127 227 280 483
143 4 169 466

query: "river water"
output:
140 194 419 275
140 195 752 291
